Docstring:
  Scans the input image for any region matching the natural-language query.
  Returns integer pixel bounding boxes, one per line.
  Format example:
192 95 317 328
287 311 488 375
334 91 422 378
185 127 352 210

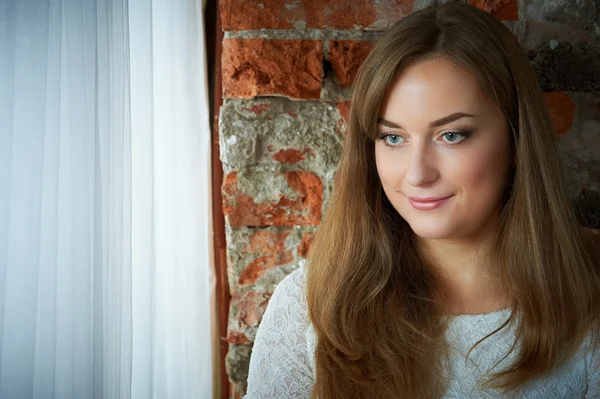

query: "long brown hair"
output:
305 2 600 398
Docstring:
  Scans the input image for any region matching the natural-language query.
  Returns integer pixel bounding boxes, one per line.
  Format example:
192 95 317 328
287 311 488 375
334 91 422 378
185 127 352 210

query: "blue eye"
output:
440 131 469 144
380 134 404 147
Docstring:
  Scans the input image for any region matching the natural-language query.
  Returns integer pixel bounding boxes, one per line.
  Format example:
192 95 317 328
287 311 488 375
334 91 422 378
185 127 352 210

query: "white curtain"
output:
0 0 215 398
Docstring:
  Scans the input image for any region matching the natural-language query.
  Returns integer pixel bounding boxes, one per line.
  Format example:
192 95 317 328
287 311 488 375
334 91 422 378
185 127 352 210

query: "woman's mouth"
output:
408 195 454 211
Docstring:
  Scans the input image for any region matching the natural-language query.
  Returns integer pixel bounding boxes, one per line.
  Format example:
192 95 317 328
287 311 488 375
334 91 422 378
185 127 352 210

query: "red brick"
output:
335 100 352 135
329 40 375 88
221 0 414 31
316 0 413 29
222 171 323 227
238 229 295 285
221 0 297 30
271 148 316 164
336 101 351 123
469 0 518 21
232 387 242 399
306 0 381 29
297 232 315 258
227 291 271 343
242 103 271 115
222 39 323 99
226 331 251 344
272 149 305 164
239 292 271 327
543 91 576 136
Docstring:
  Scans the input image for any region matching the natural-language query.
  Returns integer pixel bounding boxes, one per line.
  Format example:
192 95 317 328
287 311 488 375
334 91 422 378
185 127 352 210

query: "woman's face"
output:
375 56 512 240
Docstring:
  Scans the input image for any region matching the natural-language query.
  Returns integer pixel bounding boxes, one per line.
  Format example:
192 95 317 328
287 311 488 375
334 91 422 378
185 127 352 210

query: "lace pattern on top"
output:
244 263 600 398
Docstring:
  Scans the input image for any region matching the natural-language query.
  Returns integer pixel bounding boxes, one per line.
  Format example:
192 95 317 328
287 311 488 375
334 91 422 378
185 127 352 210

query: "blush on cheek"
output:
464 156 489 183
462 152 507 201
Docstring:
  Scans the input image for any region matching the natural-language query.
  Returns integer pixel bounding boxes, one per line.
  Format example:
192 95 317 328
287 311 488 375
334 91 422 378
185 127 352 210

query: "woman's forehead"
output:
377 59 493 127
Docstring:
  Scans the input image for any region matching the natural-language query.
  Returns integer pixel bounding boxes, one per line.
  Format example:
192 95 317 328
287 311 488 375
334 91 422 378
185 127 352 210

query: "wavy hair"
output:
305 2 600 398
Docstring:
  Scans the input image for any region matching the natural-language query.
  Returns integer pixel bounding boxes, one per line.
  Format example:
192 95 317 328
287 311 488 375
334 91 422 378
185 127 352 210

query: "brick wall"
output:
218 0 600 396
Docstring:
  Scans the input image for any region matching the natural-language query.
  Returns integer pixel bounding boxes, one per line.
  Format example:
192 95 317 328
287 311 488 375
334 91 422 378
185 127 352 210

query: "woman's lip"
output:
408 195 453 210
408 195 453 202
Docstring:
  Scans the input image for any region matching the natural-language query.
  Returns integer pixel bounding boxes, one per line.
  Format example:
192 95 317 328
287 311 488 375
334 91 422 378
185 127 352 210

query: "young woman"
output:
244 2 600 398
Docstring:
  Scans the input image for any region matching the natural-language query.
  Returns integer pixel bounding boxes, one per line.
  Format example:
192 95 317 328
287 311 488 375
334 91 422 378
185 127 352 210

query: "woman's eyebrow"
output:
377 112 476 129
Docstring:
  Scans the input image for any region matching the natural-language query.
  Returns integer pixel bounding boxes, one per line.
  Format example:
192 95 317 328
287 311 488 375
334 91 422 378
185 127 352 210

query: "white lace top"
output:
244 262 600 398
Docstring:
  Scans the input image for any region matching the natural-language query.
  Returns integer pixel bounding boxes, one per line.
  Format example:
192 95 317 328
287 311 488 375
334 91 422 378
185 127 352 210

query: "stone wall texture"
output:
218 0 600 396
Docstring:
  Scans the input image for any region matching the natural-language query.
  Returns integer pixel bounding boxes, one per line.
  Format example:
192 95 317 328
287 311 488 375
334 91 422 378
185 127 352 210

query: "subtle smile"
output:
407 195 454 211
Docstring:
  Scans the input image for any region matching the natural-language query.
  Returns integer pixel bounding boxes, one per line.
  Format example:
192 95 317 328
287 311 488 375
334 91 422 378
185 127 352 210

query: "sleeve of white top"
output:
243 265 314 399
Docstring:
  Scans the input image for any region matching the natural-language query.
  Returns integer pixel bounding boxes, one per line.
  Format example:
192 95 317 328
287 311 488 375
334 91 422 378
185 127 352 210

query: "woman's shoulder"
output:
276 260 308 293
265 260 309 318
272 260 307 295
245 260 315 398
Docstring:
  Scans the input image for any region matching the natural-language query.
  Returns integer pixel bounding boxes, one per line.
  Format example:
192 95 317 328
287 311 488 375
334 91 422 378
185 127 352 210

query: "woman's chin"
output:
407 222 456 240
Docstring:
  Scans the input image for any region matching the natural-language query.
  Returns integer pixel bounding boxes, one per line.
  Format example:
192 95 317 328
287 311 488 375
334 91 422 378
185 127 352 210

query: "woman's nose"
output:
405 143 439 187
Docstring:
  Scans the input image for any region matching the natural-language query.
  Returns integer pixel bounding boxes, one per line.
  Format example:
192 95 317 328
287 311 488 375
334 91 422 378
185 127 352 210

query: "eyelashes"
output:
440 131 470 145
380 134 405 146
377 130 473 148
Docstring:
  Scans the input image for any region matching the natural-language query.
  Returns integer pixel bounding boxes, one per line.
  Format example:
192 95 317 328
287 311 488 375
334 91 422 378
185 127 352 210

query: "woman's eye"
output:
440 131 468 144
383 134 404 146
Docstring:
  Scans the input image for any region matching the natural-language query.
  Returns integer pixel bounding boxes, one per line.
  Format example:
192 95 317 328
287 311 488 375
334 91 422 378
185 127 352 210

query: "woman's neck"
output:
417 225 509 315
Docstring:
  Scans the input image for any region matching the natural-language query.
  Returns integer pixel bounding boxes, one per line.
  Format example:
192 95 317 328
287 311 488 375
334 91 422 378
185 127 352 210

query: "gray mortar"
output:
237 169 301 203
320 68 354 101
558 93 600 193
524 0 598 34
533 42 600 91
219 97 343 175
556 92 600 229
573 187 600 229
226 343 252 387
522 21 600 52
225 29 384 40
226 225 316 293
522 0 600 48
413 0 467 10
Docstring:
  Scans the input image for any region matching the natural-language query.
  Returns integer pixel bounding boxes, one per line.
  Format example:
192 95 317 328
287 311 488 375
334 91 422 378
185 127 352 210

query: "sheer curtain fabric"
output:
0 0 214 398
